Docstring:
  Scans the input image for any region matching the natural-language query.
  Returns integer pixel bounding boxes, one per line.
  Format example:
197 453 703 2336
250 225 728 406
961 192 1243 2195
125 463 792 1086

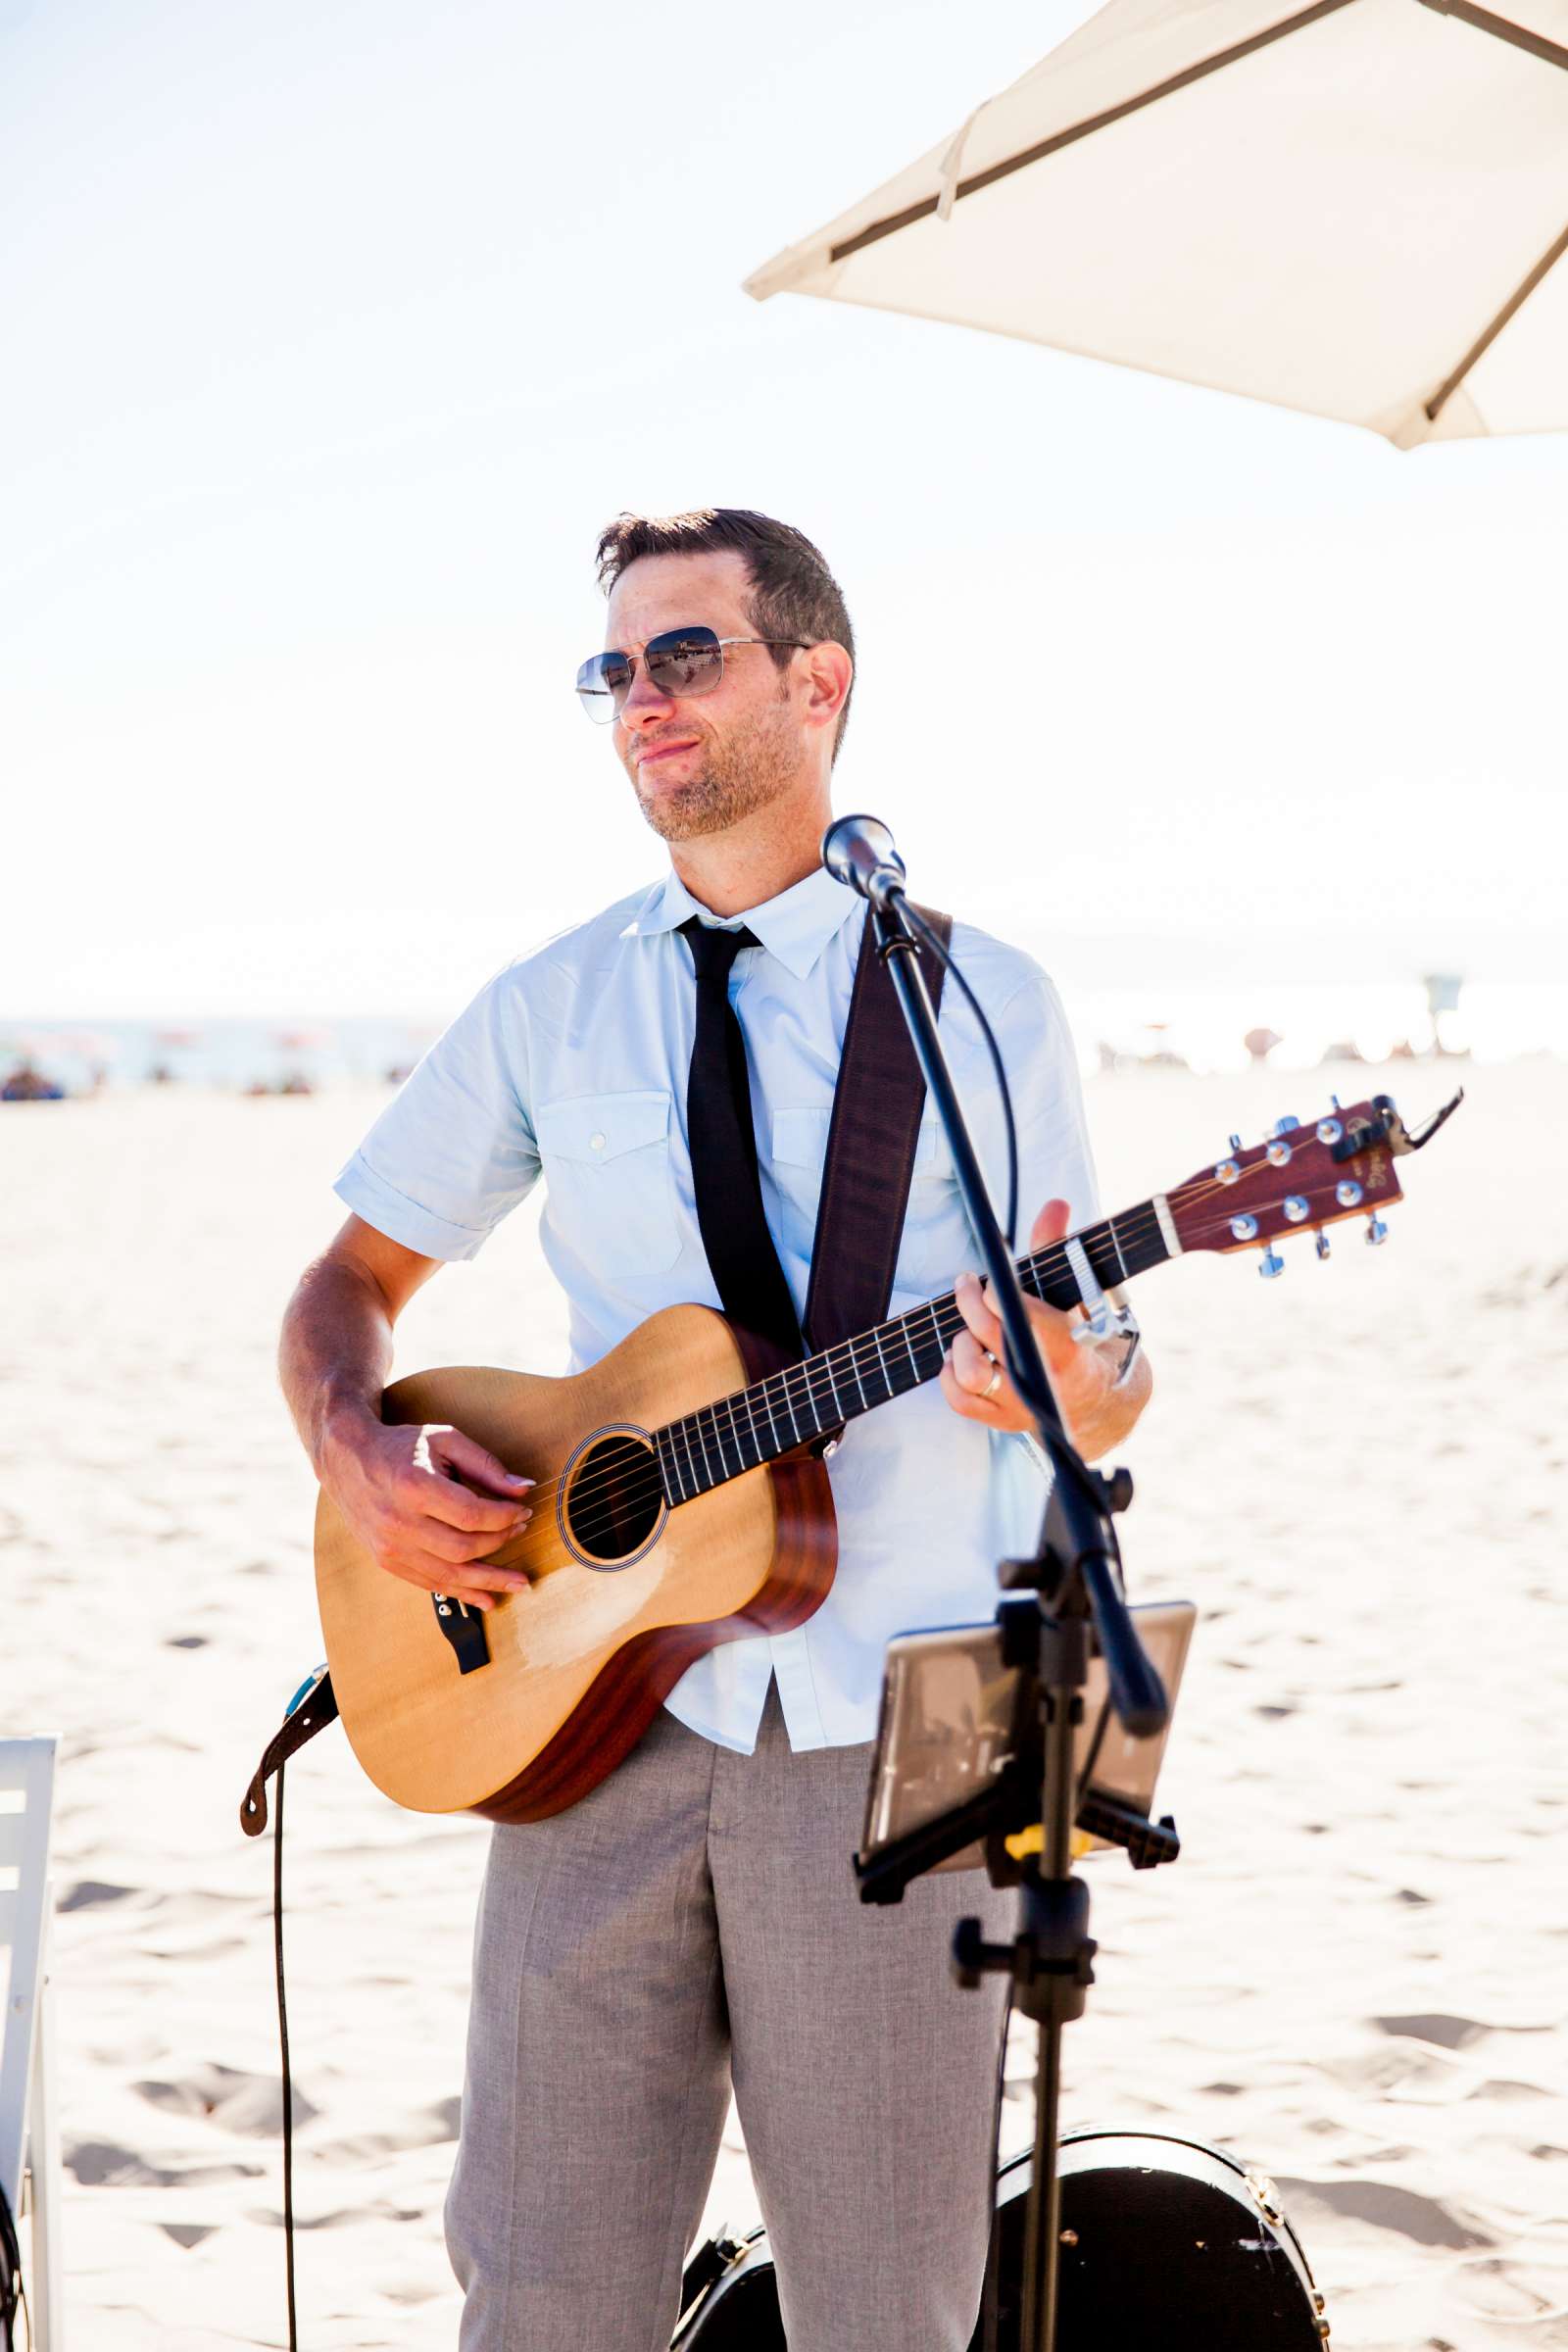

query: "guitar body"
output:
315 1303 837 1823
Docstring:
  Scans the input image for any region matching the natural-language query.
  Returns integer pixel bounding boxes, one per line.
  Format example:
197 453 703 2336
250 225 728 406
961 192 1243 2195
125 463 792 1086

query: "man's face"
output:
602 549 805 843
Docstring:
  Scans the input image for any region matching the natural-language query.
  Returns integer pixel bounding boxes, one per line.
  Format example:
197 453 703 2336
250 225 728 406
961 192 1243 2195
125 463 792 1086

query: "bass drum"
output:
673 2130 1328 2349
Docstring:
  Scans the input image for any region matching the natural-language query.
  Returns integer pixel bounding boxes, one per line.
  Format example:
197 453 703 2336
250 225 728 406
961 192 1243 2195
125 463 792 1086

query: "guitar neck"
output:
653 1195 1177 1506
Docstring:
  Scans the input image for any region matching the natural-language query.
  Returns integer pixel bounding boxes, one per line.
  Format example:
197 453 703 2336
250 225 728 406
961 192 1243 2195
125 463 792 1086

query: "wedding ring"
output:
982 1357 1003 1400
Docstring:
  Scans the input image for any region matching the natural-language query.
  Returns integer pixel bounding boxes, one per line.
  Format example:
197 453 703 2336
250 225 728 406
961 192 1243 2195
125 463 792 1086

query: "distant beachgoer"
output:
1 1060 65 1102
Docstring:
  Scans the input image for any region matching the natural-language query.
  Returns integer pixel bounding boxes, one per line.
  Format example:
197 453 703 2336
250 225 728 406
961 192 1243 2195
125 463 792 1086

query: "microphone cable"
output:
894 900 1115 1538
272 1761 300 2352
893 901 1018 1251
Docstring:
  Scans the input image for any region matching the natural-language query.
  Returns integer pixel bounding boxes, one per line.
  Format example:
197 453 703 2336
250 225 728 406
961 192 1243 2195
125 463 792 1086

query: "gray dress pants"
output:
444 1684 1014 2351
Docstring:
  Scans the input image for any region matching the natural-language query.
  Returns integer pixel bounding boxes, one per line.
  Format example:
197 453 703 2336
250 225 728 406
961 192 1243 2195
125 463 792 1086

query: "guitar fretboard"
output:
653 1199 1171 1505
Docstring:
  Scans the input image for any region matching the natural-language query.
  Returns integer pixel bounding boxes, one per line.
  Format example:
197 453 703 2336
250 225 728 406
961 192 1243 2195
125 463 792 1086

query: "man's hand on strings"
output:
321 1418 535 1611
939 1198 1152 1460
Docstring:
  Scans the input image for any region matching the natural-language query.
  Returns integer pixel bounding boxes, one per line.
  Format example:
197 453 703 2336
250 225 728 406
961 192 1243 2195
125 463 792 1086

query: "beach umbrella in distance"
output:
744 0 1568 448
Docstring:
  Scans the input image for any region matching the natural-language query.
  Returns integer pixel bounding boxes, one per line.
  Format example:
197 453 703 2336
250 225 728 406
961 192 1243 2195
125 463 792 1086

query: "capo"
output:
1398 1088 1465 1153
1063 1234 1142 1383
1331 1088 1465 1162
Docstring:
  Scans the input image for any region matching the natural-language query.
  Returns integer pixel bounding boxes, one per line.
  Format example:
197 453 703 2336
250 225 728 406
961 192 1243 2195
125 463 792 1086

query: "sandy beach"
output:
5 1055 1565 2349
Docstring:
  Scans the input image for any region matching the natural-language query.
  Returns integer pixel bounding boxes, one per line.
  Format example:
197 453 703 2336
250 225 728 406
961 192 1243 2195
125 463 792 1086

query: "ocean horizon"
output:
4 976 1565 1098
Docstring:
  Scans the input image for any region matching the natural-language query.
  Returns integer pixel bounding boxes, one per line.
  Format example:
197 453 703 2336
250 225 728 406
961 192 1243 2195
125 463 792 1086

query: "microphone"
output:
820 812 907 909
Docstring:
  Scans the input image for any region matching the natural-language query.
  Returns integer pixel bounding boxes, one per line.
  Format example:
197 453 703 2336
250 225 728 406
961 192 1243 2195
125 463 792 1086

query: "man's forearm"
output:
276 1240 531 1600
278 1253 396 1477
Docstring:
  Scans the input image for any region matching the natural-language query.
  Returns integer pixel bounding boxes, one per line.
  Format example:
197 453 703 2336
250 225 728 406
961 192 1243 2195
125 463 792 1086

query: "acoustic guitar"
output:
315 1091 1458 1822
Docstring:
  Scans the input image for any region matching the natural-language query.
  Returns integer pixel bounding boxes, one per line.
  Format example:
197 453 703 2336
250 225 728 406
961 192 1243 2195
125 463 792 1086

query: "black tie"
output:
680 916 804 1368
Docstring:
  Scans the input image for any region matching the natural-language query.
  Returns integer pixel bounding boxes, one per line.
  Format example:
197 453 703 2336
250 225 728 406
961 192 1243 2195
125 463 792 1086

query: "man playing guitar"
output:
278 508 1152 2348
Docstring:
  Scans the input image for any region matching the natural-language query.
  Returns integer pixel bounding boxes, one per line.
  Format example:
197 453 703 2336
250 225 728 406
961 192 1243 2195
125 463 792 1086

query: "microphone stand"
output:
867 887 1167 2352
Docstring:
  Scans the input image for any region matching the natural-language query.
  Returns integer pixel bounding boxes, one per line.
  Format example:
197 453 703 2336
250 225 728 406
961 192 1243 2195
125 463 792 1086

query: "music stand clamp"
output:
866 892 1169 2352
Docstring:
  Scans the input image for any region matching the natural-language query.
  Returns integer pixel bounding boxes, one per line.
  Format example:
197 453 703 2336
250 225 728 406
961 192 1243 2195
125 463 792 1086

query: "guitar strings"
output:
509 1150 1331 1553
506 1199 1177 1552
499 1157 1299 1550
556 1166 1362 1560
485 1144 1349 1554
478 1280 1033 1564
487 1218 1131 1537
552 1216 1167 1554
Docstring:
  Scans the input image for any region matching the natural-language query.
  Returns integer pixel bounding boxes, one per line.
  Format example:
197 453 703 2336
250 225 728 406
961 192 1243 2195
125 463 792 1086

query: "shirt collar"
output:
623 862 860 981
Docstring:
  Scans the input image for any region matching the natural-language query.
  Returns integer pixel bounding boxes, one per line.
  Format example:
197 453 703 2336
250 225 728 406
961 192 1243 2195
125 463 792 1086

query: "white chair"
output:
0 1738 63 2350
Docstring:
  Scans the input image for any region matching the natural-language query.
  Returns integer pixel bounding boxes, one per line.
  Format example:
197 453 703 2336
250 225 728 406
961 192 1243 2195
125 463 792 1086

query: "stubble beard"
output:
629 698 800 844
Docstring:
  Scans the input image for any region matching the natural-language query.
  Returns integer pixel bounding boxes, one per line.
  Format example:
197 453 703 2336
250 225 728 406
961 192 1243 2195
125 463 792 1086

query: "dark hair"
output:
594 507 856 760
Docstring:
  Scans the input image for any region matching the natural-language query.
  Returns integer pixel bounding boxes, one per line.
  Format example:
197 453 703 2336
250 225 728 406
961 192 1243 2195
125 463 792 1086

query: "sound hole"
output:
565 1431 663 1565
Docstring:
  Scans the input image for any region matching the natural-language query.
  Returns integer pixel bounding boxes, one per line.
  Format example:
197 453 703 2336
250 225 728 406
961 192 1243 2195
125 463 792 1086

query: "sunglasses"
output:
575 627 807 723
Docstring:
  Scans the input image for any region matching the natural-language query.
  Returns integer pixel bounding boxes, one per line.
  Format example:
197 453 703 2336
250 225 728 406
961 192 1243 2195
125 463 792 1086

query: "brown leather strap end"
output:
240 1673 340 1837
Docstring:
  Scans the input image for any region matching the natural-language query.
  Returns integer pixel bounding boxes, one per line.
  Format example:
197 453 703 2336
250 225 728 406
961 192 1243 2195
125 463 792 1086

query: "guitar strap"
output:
803 901 952 1354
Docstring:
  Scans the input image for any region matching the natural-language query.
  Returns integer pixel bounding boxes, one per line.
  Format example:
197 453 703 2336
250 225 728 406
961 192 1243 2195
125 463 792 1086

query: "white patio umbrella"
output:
744 0 1568 448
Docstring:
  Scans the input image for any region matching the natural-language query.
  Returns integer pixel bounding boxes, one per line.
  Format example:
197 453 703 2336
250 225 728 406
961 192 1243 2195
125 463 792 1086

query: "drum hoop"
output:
1034 2127 1324 2297
680 2128 1327 2342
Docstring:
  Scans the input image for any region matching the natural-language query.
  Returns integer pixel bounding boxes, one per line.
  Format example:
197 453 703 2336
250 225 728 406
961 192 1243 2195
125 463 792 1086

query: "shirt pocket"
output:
535 1089 682 1277
769 1104 832 1266
896 1112 969 1292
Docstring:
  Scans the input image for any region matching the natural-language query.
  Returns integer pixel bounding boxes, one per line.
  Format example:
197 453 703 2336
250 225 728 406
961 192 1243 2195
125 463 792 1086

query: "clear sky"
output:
4 0 1564 1047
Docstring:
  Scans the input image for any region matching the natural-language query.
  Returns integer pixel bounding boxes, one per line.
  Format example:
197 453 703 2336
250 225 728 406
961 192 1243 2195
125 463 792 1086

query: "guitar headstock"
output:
1166 1092 1462 1274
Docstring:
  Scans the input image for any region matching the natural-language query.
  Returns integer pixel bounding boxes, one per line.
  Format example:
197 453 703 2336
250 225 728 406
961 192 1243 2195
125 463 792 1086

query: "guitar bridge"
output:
431 1593 491 1675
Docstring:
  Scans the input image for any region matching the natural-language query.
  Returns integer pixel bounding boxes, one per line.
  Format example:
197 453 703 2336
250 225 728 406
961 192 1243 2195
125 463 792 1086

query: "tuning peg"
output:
1365 1214 1389 1248
1336 1179 1363 1208
1315 1116 1343 1145
1230 1213 1259 1242
1258 1245 1286 1279
1228 1133 1243 1152
1314 1230 1331 1260
1273 1114 1300 1135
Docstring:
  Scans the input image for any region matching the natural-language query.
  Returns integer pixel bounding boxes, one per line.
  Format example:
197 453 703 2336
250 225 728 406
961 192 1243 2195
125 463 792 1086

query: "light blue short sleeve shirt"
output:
334 864 1099 1755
